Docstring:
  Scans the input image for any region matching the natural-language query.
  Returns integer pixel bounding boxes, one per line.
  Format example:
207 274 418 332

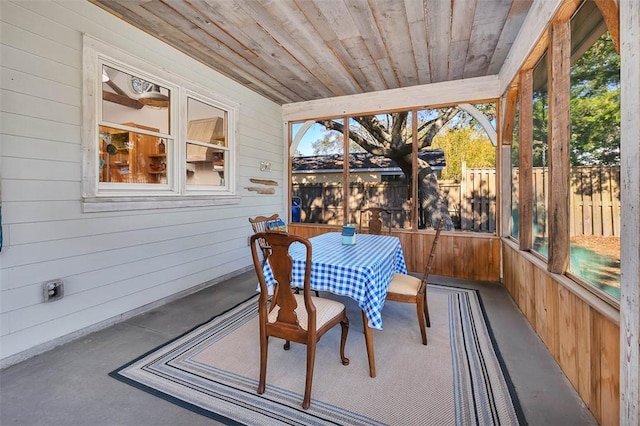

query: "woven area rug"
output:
110 284 524 425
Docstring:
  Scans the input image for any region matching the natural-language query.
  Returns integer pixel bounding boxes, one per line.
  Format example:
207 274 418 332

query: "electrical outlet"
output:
43 280 64 302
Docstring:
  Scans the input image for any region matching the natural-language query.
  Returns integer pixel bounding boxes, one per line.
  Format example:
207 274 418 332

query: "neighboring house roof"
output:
292 149 446 173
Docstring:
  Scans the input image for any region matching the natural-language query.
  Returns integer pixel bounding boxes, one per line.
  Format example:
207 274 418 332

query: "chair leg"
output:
424 291 431 328
284 340 290 350
416 297 428 345
258 335 268 394
339 316 350 366
302 342 317 409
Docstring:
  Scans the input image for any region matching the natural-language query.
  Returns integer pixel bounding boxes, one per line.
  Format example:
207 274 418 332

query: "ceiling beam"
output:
283 75 500 122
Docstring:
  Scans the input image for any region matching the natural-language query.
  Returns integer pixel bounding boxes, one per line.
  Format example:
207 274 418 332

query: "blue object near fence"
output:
291 197 301 222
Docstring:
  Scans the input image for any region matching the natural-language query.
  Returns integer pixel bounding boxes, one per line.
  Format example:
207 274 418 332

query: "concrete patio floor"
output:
0 270 598 425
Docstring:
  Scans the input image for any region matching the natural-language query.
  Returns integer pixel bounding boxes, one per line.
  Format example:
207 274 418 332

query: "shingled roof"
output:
292 149 446 173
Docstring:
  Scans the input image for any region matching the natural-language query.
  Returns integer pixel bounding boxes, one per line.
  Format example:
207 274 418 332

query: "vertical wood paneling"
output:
590 309 603 421
518 70 533 250
502 242 620 426
289 225 500 281
576 301 593 406
558 286 578 386
533 265 548 338
600 318 620 425
523 260 536 326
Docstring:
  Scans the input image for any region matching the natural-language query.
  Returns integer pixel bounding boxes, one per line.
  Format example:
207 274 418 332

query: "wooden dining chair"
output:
385 219 443 345
248 214 281 261
359 207 392 235
250 231 350 409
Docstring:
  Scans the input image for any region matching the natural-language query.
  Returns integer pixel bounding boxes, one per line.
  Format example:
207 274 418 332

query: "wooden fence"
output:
292 166 620 236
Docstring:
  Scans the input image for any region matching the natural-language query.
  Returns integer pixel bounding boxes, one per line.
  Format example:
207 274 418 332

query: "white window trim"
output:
81 35 240 212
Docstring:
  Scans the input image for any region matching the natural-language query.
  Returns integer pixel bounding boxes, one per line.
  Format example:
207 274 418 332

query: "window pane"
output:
186 98 227 147
99 125 165 184
569 4 620 299
428 103 497 232
101 65 170 134
186 98 227 187
511 97 520 239
348 114 412 230
290 120 345 225
532 52 549 257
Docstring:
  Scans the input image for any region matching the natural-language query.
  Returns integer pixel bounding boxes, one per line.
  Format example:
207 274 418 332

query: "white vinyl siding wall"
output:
0 0 285 365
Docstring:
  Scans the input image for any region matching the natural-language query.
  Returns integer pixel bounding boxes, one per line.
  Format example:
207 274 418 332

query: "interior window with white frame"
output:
82 36 238 211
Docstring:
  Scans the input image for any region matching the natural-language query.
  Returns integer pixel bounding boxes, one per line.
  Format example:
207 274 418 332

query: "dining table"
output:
262 231 408 378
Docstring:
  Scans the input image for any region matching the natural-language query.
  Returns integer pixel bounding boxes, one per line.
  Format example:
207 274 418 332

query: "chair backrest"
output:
359 207 391 235
248 214 281 233
249 214 281 253
250 231 316 335
421 219 443 286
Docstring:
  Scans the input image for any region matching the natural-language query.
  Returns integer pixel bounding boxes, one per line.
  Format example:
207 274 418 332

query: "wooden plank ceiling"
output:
90 0 533 105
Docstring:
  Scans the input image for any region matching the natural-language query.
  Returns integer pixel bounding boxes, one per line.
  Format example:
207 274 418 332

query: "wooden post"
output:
519 70 533 251
619 1 640 424
547 19 571 274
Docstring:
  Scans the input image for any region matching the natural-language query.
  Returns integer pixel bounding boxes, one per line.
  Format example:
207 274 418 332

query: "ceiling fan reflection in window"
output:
102 66 169 109
131 77 170 108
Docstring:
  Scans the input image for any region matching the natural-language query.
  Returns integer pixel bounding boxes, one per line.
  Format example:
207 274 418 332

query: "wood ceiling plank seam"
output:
406 17 432 85
449 40 470 81
293 0 377 93
424 0 452 83
278 4 362 95
369 1 419 88
325 39 370 93
448 0 475 80
91 1 185 41
287 0 365 94
450 0 476 42
190 0 325 100
242 22 334 100
93 0 297 103
343 0 399 88
487 6 531 75
315 0 361 40
144 1 302 102
463 1 512 79
373 57 401 88
311 0 384 94
235 0 356 98
345 0 387 60
342 37 387 92
93 0 536 105
166 0 259 59
191 1 336 101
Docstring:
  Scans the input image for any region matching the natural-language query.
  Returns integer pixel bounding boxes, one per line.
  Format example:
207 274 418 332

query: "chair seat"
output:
268 294 345 331
388 273 421 296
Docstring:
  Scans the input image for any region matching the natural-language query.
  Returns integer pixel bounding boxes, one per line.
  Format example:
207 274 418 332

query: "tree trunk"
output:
418 166 454 230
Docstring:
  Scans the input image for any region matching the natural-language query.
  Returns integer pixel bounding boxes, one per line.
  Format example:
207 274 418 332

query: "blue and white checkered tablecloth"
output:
262 232 407 330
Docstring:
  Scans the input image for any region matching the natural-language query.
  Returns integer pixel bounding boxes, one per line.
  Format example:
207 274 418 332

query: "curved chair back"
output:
250 231 350 409
248 214 281 260
359 207 391 235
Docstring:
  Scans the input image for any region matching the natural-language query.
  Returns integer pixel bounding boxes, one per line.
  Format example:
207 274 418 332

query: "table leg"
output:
361 310 376 378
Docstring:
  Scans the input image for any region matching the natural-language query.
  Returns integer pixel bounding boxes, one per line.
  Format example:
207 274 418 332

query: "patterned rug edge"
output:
469 287 528 426
108 294 259 426
110 285 525 426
